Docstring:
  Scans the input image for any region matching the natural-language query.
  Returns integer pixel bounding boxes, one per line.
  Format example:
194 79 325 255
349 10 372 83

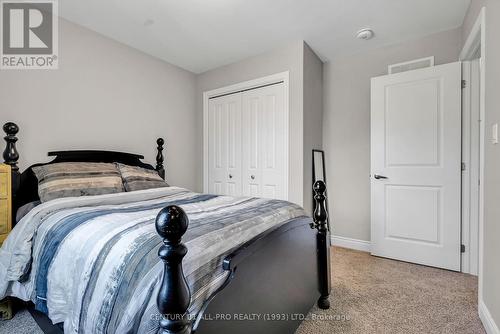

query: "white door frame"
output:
459 5 485 295
202 72 290 198
461 60 481 275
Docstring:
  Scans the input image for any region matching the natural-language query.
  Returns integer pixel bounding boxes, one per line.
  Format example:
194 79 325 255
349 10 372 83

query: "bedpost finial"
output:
313 180 326 194
3 122 19 136
155 205 188 243
3 122 20 172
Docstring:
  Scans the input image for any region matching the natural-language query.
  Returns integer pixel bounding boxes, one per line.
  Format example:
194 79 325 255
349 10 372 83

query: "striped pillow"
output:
32 162 124 203
116 163 169 192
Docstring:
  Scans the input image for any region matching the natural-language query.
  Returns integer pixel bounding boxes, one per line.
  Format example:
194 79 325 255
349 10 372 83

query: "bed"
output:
0 122 331 334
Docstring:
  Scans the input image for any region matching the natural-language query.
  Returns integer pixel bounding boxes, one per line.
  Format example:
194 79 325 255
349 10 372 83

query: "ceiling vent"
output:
388 56 435 74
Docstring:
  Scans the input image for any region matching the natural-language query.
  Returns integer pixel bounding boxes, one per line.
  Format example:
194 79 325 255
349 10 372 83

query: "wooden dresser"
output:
0 164 12 245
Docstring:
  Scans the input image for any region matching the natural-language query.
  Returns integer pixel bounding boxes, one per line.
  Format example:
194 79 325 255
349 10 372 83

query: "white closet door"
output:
241 83 286 200
208 93 242 196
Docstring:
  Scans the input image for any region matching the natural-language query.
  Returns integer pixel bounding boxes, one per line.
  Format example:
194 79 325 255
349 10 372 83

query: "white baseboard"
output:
479 299 500 334
331 235 371 252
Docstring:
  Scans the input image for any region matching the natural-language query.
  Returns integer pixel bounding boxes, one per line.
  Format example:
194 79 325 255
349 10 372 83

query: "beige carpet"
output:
296 247 485 334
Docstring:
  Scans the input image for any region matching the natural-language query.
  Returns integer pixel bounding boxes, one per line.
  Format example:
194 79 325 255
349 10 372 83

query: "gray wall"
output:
481 0 500 328
196 41 306 207
303 43 324 213
0 19 199 191
323 28 462 241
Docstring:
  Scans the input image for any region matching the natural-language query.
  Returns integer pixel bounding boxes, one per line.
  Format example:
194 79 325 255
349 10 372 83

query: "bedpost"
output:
156 138 165 180
155 205 191 334
3 122 20 199
312 180 331 309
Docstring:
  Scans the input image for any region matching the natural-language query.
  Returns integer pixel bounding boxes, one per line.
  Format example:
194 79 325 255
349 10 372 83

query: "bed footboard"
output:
155 181 331 334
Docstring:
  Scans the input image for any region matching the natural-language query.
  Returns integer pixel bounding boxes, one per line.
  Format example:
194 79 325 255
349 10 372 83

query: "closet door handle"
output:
374 174 388 180
250 175 255 180
229 174 233 179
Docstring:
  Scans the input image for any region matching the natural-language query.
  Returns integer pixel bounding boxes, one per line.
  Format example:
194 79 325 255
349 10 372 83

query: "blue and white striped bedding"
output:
0 186 309 333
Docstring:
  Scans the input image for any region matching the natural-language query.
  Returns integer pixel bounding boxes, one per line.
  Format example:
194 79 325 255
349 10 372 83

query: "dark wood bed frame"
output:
2 122 331 334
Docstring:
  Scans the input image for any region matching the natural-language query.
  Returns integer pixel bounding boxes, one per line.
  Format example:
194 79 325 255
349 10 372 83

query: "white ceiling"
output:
60 0 471 74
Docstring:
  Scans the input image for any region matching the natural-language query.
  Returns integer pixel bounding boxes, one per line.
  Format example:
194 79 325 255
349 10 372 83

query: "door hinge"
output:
461 162 466 171
462 80 467 89
461 244 466 253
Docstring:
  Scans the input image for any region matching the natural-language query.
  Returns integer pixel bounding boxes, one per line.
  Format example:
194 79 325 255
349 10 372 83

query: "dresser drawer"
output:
0 172 7 198
0 200 8 235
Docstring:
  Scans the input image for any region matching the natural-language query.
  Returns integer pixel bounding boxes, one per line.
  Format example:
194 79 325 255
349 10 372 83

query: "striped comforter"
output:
0 186 309 333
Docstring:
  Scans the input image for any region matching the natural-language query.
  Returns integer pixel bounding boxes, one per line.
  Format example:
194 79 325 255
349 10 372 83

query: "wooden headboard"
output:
2 122 166 217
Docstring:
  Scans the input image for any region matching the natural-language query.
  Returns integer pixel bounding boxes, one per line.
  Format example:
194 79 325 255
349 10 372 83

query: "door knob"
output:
229 174 233 179
250 175 255 180
374 174 388 180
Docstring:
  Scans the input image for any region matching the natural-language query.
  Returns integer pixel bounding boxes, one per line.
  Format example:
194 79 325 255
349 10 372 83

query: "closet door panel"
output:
208 94 242 196
242 95 263 197
242 84 285 199
226 98 242 196
208 100 225 195
261 86 285 200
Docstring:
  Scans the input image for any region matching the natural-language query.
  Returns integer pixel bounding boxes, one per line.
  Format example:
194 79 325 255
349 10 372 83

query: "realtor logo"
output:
1 0 58 69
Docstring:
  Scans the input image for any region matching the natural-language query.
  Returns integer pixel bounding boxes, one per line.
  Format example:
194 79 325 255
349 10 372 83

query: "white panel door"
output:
208 93 242 196
242 83 286 200
371 62 462 271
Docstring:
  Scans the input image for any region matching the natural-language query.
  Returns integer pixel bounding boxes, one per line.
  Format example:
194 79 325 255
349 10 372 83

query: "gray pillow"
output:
16 201 41 222
32 162 124 203
116 163 169 192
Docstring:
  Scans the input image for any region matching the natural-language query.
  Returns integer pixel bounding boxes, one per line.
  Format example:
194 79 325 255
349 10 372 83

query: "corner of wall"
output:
302 43 324 214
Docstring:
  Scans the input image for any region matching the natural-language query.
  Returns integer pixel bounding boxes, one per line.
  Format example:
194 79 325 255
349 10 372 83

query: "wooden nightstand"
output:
0 164 12 320
0 164 12 245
